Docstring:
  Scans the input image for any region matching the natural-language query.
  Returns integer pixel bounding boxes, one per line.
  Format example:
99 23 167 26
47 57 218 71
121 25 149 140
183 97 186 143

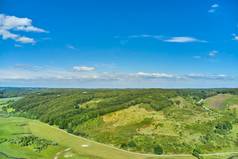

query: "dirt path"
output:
200 152 238 156
54 148 71 159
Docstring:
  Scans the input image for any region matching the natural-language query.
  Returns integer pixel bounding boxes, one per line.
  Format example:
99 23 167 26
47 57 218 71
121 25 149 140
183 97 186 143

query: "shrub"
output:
192 148 203 159
154 145 163 154
215 121 232 134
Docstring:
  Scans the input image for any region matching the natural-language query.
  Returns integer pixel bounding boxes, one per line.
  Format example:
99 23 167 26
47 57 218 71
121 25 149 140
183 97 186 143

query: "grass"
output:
0 98 106 159
0 116 198 159
0 97 21 112
204 94 238 110
0 116 62 159
80 99 103 109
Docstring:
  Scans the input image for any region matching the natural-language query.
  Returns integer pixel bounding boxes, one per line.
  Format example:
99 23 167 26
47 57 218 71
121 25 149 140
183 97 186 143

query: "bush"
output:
0 138 7 144
192 148 203 159
128 140 136 148
9 135 57 152
215 121 232 134
154 145 163 154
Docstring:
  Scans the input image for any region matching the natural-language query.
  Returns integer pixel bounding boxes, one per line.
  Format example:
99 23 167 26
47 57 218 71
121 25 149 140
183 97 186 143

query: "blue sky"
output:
0 0 238 88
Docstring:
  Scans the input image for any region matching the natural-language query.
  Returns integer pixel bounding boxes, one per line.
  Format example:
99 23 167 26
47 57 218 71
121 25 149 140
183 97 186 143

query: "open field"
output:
2 116 238 159
204 94 238 110
0 116 196 159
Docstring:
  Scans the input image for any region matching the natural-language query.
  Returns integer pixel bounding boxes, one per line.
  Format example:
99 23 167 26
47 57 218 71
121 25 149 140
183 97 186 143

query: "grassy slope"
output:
76 96 238 154
0 117 62 159
1 116 238 159
0 97 194 159
0 98 102 159
0 116 196 159
204 94 238 110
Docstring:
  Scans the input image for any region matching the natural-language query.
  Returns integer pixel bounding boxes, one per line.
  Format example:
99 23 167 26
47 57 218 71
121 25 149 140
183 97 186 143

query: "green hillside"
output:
7 88 238 158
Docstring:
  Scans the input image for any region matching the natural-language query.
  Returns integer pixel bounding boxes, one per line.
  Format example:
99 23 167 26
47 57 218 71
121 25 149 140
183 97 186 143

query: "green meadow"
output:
0 115 194 159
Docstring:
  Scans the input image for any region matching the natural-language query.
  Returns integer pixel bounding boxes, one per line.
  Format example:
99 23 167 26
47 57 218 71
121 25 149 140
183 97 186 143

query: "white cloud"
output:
73 66 96 71
117 35 207 43
232 34 238 41
208 9 215 13
135 72 175 79
208 50 218 57
211 4 219 8
16 36 35 44
164 37 206 43
134 72 231 81
0 29 18 39
0 67 233 84
186 74 229 80
15 25 46 32
0 13 47 44
208 4 219 13
0 67 119 81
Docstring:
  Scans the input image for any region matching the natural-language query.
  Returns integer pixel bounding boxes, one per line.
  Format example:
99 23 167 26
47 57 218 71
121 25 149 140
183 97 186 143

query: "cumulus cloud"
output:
0 13 47 44
208 50 218 57
164 37 206 43
208 4 219 13
73 66 96 71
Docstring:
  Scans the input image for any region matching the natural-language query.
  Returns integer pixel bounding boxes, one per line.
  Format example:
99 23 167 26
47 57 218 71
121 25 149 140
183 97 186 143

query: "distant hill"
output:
0 87 43 98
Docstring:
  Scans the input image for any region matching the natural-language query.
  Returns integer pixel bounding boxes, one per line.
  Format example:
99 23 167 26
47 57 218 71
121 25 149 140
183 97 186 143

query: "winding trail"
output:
54 148 72 159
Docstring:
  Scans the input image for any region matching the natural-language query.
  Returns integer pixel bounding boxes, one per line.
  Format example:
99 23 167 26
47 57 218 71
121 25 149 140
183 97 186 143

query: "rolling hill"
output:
1 88 238 159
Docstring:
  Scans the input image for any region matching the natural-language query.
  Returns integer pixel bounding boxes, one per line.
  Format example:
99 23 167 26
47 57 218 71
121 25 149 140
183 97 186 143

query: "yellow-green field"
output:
1 115 238 159
0 116 196 159
204 94 238 110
